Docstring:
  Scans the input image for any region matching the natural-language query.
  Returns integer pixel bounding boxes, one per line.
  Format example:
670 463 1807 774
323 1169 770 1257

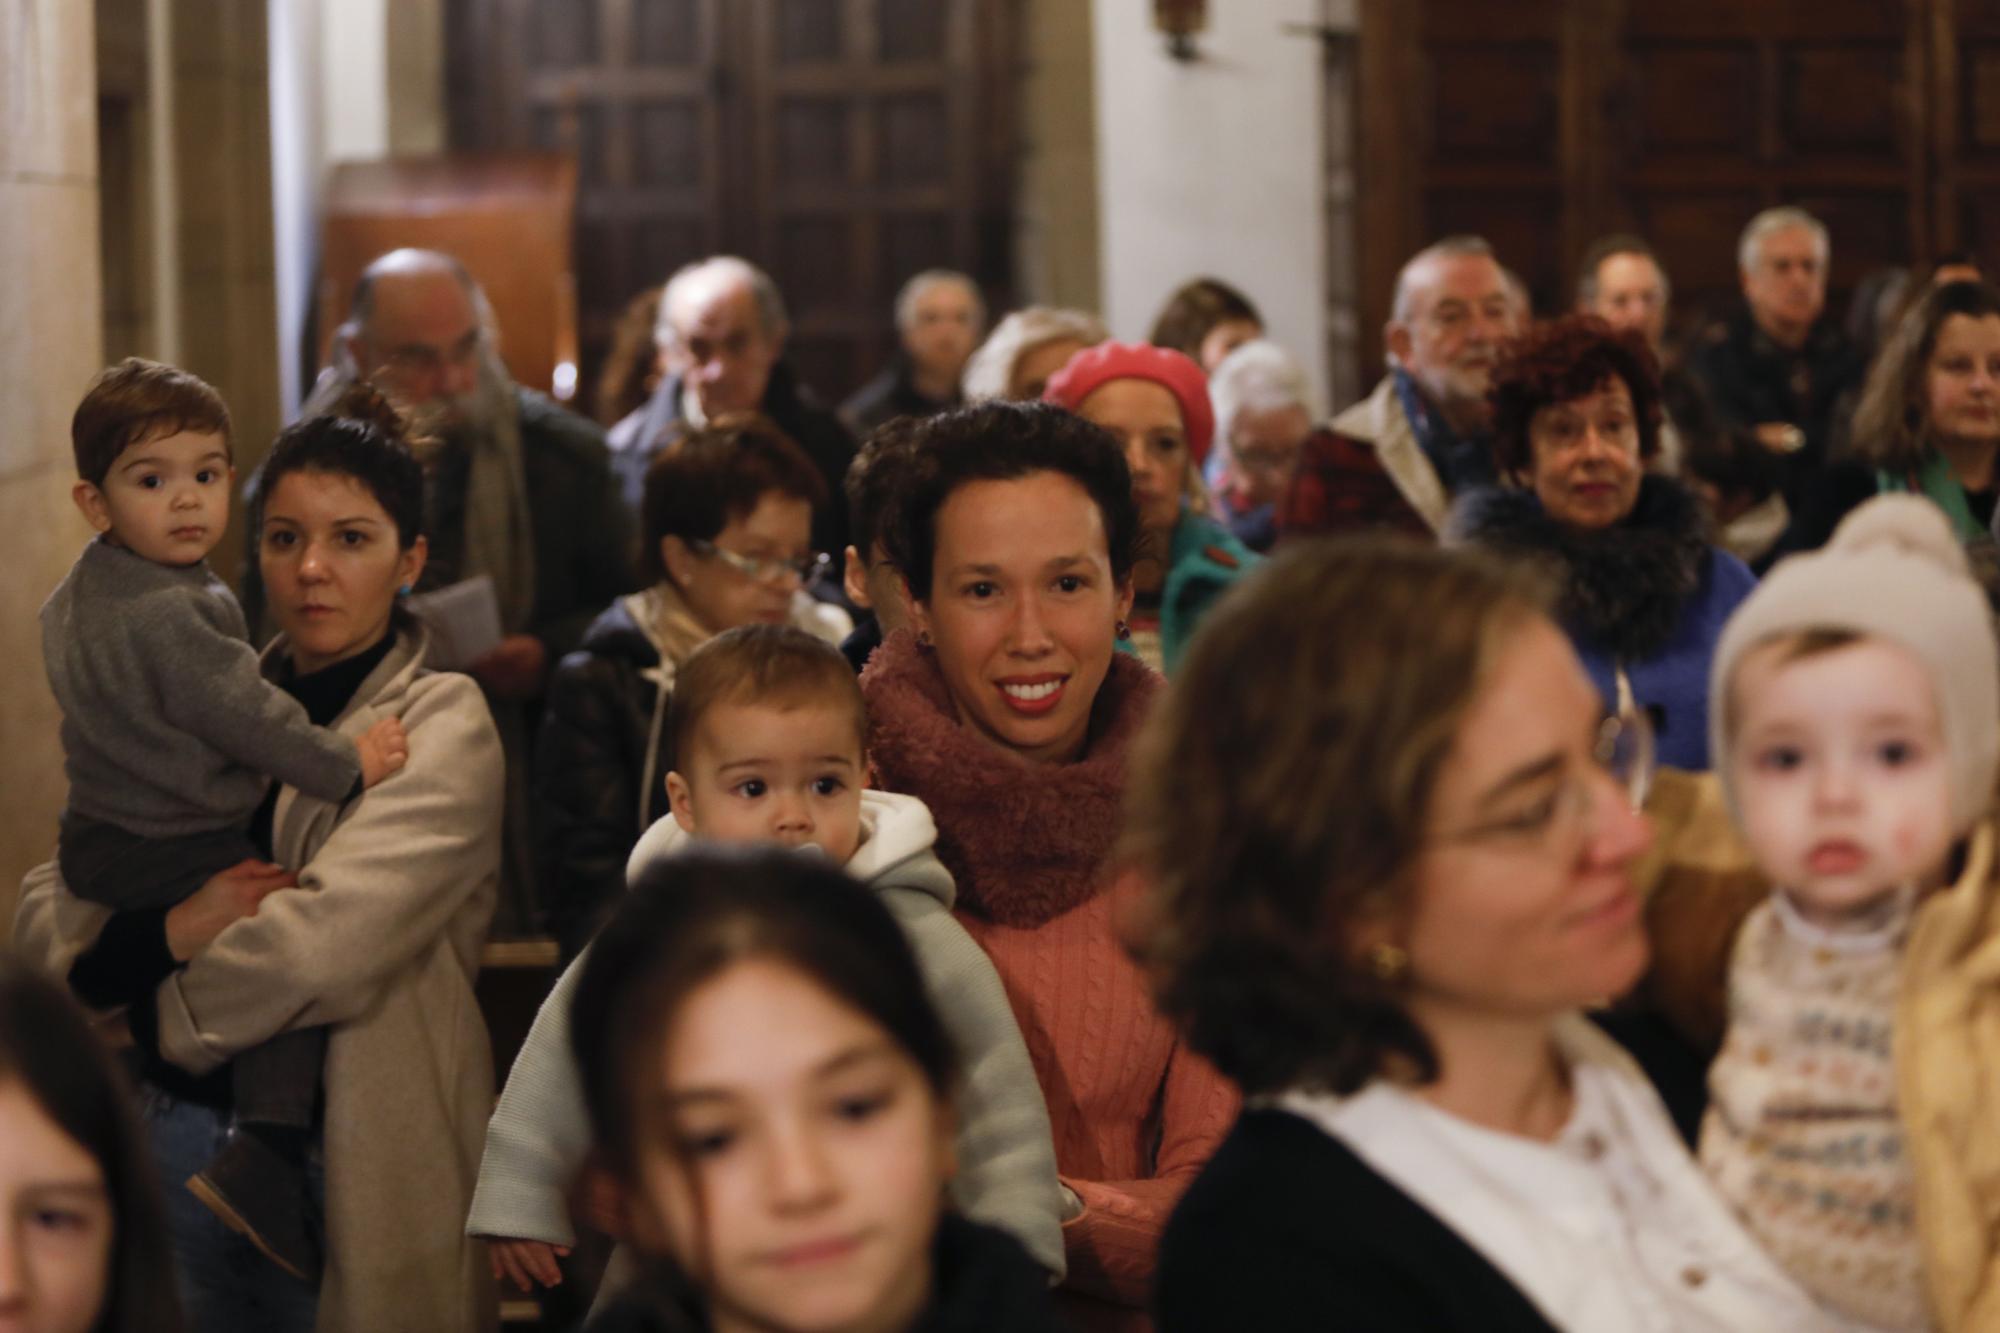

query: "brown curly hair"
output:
1487 315 1663 477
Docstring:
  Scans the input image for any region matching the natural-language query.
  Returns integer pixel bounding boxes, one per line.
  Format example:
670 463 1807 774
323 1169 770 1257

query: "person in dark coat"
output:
841 270 985 436
1684 207 1865 505
607 256 858 555
535 421 847 958
1450 316 1755 771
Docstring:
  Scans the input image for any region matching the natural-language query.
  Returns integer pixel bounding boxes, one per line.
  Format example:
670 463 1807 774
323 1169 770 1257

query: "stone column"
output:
0 0 103 931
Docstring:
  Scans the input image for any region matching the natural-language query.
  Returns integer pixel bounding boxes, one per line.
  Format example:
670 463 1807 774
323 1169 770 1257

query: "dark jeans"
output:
233 1027 326 1131
64 811 325 1132
140 1080 323 1331
59 810 258 912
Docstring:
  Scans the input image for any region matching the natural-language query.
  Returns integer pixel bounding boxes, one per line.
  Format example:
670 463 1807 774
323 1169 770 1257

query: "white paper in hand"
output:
407 575 504 671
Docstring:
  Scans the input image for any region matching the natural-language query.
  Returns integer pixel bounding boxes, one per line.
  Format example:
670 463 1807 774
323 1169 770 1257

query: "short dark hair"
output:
1487 315 1664 476
885 400 1141 603
1574 234 1666 307
72 357 233 487
570 847 958 1180
1148 277 1262 360
668 624 867 772
0 957 185 1333
252 383 426 549
640 415 829 584
1126 539 1551 1096
844 417 928 565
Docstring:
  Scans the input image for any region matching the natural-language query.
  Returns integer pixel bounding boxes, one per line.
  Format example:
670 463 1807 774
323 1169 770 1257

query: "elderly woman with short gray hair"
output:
1206 339 1320 552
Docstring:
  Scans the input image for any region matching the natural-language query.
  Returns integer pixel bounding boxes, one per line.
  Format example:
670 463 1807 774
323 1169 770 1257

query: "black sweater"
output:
1155 1109 1560 1332
585 1214 1069 1333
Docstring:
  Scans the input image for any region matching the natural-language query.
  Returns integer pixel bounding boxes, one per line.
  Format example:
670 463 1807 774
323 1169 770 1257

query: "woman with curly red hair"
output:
1450 315 1755 769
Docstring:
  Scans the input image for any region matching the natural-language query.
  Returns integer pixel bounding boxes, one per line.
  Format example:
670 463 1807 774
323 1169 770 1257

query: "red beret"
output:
1042 341 1216 466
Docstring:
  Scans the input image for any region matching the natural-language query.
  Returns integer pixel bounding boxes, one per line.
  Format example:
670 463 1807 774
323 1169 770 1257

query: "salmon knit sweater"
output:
864 630 1240 1329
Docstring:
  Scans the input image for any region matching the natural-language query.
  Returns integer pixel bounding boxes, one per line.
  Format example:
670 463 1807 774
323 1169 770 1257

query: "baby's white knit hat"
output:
1709 494 2000 834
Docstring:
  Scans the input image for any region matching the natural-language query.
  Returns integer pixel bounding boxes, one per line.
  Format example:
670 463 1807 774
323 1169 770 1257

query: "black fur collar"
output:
1451 474 1710 660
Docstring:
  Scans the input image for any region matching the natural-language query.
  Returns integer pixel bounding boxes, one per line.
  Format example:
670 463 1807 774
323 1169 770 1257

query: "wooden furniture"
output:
318 153 581 400
445 0 1016 414
1356 0 2000 375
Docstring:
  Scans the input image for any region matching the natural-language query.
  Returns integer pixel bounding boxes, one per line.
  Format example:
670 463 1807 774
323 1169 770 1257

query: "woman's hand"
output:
356 716 410 787
488 1238 569 1291
164 859 296 962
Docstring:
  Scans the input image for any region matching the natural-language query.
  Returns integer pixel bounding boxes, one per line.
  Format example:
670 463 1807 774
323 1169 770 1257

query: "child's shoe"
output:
185 1129 323 1283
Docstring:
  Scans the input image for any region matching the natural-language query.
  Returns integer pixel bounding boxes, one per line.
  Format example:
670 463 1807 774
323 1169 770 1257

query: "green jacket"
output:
1121 510 1261 674
1878 450 1991 543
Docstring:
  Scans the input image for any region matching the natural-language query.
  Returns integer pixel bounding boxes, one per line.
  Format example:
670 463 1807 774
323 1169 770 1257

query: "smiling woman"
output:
864 401 1238 1330
1452 316 1756 771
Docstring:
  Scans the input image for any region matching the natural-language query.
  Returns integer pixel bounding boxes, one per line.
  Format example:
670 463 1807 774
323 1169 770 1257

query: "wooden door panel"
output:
1624 45 1759 159
1420 43 1562 168
450 0 1010 414
1357 0 1934 382
1781 47 1905 159
1604 0 1919 330
743 0 994 398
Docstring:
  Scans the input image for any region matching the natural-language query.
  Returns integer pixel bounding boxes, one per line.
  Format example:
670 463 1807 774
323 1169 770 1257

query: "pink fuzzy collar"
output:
861 629 1161 928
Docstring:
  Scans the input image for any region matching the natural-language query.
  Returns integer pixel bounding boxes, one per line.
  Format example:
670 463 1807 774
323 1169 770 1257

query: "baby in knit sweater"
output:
1699 496 2000 1331
469 624 1065 1299
42 359 408 1279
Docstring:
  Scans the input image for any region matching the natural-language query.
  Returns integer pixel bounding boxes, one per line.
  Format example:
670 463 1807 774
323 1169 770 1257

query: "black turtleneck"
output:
72 631 398 1108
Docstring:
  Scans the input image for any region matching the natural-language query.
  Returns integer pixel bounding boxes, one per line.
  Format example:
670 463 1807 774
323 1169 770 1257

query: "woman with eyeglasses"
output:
1450 316 1757 771
535 416 850 959
1132 540 1834 1332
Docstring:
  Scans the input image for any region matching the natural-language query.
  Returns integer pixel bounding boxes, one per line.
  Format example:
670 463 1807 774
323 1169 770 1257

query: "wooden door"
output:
1356 0 1931 380
1599 0 1926 345
448 0 730 412
446 0 1014 414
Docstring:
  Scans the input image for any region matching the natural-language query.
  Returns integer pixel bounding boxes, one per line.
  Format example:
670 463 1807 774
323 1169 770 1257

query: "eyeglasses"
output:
688 540 830 586
1435 707 1655 854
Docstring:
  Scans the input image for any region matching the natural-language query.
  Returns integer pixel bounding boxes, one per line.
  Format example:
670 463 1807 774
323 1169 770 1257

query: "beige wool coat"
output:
13 624 503 1333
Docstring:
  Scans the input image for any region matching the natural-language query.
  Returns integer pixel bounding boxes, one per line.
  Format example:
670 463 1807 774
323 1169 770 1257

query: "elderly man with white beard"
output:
1278 235 1521 541
247 248 635 928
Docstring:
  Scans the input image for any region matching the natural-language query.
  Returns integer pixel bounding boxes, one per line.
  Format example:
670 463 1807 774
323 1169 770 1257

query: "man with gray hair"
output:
273 248 633 687
1281 235 1520 540
1687 206 1863 492
842 269 986 435
608 254 857 552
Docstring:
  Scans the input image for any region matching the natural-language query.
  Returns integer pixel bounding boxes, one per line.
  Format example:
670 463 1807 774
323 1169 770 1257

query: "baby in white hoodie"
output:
467 624 1066 1294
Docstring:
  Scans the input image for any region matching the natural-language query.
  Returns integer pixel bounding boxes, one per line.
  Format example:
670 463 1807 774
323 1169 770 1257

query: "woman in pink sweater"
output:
861 400 1238 1330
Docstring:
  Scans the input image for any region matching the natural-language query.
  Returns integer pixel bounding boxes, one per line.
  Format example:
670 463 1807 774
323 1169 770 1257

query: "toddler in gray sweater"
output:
469 625 1066 1302
43 359 408 1281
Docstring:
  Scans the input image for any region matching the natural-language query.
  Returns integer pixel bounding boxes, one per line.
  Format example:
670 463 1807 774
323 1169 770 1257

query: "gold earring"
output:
1368 943 1409 983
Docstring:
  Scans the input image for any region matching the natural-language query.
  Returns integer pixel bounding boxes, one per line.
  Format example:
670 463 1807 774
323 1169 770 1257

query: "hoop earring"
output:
1116 619 1131 641
1368 944 1409 984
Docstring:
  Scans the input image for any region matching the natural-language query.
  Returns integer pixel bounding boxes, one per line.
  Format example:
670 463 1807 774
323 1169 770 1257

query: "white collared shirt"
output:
1274 1015 1864 1333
